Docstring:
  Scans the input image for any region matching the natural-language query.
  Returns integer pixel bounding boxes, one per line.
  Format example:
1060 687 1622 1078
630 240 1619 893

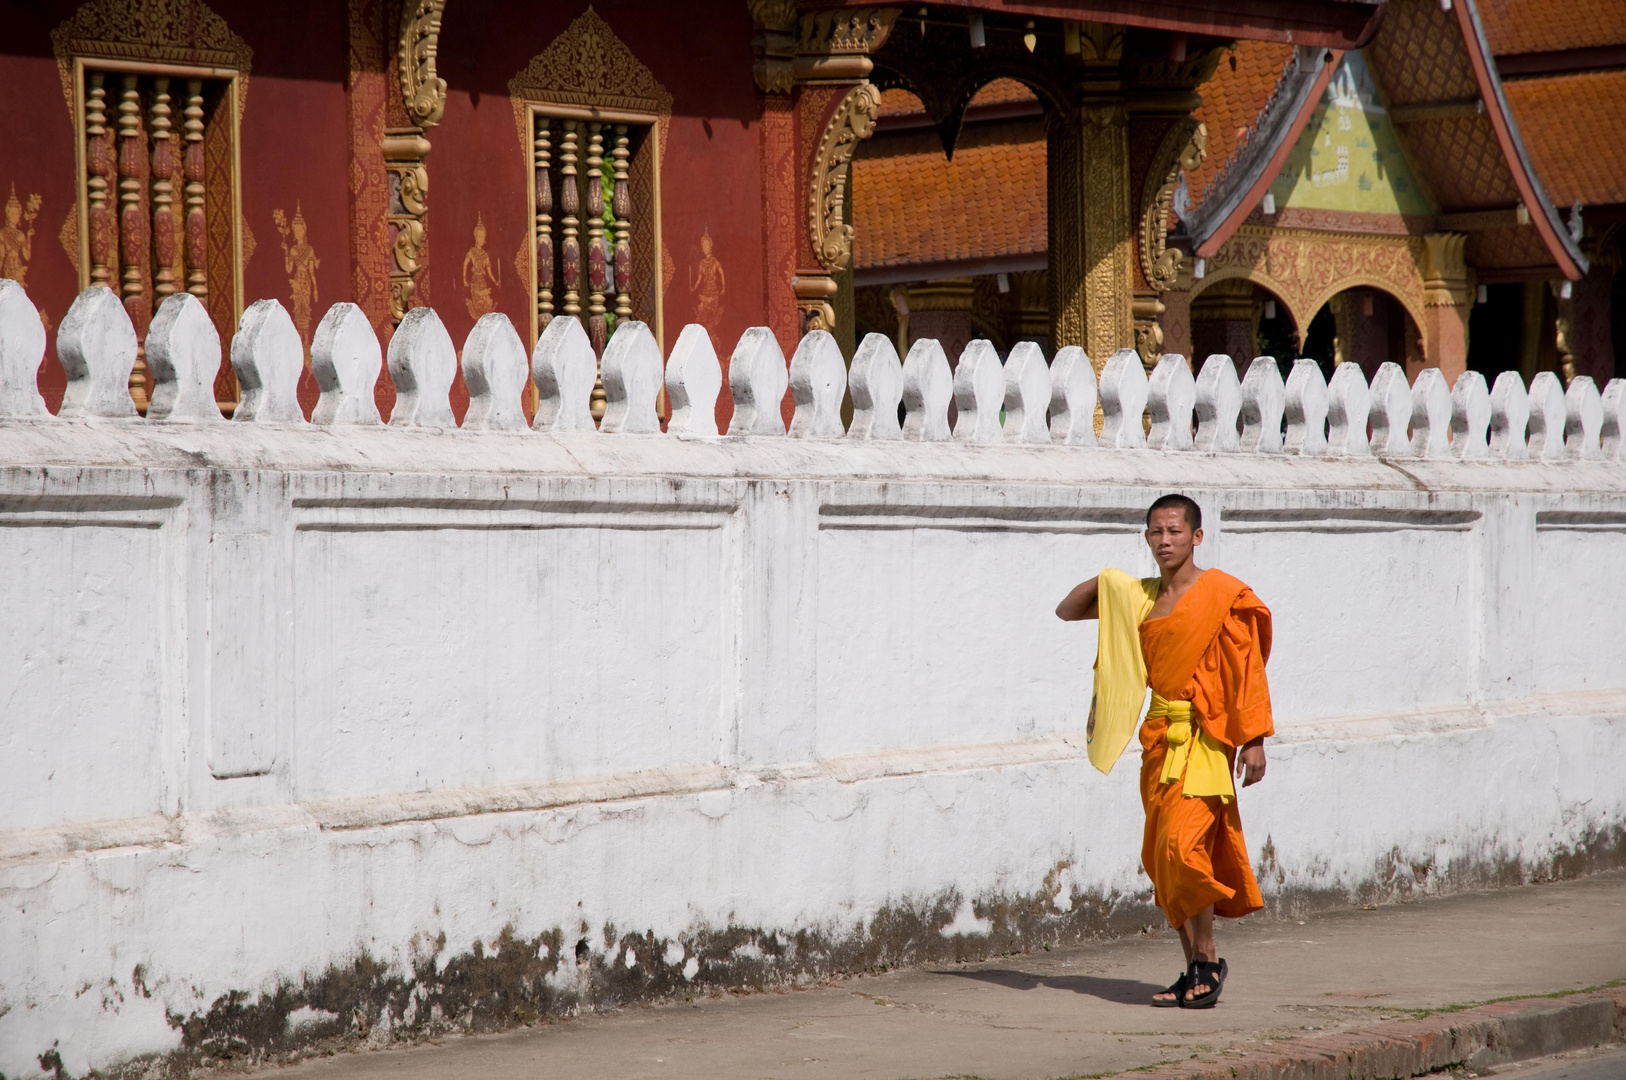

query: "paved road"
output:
259 871 1626 1080
1487 1046 1626 1080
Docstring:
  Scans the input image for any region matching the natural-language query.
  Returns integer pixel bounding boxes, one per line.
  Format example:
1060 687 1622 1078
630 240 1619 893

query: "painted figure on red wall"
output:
462 214 500 320
689 227 724 330
274 203 320 344
1 185 41 286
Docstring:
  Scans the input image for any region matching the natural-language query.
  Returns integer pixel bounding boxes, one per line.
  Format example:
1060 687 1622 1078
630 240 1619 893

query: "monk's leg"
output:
1181 905 1219 999
1151 924 1198 1004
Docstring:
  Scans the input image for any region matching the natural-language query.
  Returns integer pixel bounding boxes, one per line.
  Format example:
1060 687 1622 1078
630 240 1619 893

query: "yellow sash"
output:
1148 693 1235 802
1087 569 1159 775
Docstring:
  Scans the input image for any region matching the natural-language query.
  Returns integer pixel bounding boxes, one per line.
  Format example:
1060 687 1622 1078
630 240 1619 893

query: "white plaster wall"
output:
1 422 1624 1077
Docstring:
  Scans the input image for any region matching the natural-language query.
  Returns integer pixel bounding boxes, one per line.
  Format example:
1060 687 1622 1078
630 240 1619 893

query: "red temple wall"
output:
3 0 774 425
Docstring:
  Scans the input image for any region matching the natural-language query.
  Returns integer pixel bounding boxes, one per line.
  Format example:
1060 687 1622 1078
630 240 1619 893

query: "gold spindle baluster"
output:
559 121 581 320
150 77 178 302
534 114 553 331
183 79 207 298
611 124 632 323
117 74 150 411
85 72 113 289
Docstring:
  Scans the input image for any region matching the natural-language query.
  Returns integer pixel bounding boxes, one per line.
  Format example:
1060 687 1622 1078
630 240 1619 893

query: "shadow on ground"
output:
935 968 1164 1005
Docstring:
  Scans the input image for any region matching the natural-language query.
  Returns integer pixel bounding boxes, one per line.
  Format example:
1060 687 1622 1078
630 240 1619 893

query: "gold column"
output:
383 127 431 320
390 0 447 323
1049 24 1135 373
793 8 898 336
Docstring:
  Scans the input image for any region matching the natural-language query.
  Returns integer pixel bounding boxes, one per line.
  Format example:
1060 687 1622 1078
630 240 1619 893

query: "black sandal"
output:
1180 958 1227 1008
1151 970 1188 1007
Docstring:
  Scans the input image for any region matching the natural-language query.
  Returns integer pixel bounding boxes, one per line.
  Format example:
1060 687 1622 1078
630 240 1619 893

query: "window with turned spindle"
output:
76 65 242 412
528 109 661 415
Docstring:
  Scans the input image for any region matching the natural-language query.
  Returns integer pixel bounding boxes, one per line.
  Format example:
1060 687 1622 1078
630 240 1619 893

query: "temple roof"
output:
850 0 1601 286
1503 72 1626 209
1476 0 1626 57
1186 0 1587 279
1184 41 1296 217
1479 0 1626 215
852 81 1047 283
802 0 1386 49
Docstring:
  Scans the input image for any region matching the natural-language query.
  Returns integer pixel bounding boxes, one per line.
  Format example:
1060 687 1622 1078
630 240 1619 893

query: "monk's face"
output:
1145 507 1201 571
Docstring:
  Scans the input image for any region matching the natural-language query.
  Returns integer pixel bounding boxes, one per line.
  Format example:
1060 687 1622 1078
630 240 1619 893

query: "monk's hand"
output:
1237 740 1267 787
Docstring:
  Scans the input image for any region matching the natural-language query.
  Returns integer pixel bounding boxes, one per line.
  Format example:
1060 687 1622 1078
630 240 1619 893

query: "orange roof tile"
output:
1477 0 1626 56
879 87 925 116
1503 69 1626 206
851 120 1046 269
878 78 1036 118
1188 41 1296 212
967 77 1038 107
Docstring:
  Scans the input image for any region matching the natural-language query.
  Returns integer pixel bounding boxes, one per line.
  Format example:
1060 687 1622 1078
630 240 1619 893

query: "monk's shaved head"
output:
1147 494 1201 531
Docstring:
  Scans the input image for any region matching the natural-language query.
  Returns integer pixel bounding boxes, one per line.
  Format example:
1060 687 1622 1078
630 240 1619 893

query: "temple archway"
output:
1188 277 1301 367
1301 285 1424 381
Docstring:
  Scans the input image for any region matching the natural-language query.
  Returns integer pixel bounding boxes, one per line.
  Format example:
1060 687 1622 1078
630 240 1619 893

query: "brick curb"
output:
1122 989 1625 1080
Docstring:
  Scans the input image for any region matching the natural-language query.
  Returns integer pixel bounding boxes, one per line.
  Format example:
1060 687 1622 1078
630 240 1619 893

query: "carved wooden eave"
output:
749 0 799 94
795 8 900 82
399 0 448 129
1139 119 1206 293
808 83 883 275
866 16 1074 161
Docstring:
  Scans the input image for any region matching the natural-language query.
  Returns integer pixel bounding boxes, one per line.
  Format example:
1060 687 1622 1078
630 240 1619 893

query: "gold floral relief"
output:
507 8 673 159
51 0 253 116
59 203 81 274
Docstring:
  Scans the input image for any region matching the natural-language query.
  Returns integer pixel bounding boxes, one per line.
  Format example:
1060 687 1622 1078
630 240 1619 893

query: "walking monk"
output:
1055 494 1272 1008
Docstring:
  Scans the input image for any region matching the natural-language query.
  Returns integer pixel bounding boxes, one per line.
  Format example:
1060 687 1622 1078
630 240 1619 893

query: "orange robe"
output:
1137 569 1274 929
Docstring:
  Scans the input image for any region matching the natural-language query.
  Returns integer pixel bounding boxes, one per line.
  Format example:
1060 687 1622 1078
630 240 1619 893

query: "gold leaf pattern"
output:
507 7 673 159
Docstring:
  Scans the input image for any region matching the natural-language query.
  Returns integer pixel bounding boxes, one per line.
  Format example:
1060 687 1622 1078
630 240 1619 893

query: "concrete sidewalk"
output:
262 872 1626 1080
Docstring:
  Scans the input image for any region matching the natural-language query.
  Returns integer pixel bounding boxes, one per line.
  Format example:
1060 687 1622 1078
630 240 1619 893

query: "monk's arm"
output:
1055 576 1100 621
1237 735 1266 786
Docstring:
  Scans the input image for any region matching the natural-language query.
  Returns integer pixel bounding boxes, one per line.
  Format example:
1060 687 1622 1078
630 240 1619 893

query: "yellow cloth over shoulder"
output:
1087 569 1159 774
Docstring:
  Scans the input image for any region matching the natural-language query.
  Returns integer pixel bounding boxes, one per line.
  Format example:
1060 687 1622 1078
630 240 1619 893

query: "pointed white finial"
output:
311 303 382 425
901 338 952 442
1194 354 1241 452
727 327 789 436
788 329 847 438
387 306 456 428
463 312 531 432
58 286 138 419
0 279 50 419
146 293 223 422
1283 359 1328 456
848 333 903 441
600 319 664 434
1239 356 1286 453
532 315 597 433
664 324 722 437
1001 341 1051 445
1048 346 1097 447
